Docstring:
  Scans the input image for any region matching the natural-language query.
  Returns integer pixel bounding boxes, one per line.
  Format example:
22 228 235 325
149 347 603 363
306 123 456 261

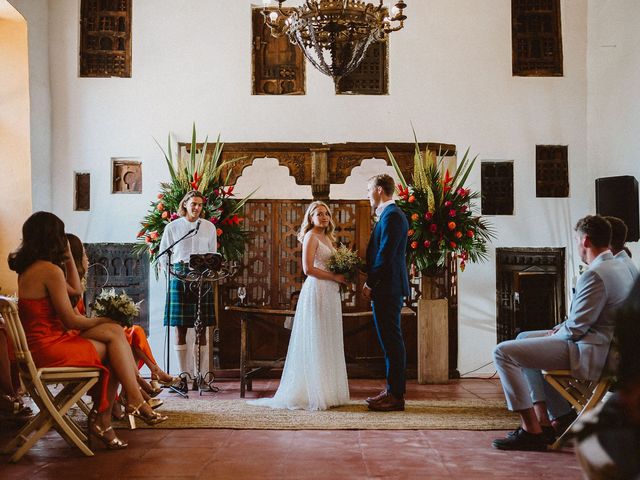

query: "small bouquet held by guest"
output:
326 245 363 282
91 288 142 328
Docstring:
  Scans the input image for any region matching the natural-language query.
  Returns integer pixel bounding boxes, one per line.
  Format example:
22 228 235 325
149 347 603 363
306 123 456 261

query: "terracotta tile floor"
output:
0 378 583 479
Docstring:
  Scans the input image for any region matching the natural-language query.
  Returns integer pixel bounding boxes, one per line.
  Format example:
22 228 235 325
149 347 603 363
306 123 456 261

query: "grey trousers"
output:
493 330 573 417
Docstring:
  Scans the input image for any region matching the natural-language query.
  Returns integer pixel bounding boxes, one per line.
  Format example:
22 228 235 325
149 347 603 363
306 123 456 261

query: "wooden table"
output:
224 305 415 397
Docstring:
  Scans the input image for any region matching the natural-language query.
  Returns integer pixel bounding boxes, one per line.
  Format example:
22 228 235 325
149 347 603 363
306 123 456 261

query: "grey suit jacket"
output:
615 250 639 280
554 251 634 380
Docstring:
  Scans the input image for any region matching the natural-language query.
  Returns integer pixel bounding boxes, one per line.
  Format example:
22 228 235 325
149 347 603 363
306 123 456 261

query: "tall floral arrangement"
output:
387 137 494 274
133 125 253 270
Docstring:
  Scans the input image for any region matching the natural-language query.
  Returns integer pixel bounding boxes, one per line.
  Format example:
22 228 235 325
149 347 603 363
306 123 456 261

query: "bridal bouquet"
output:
326 245 363 281
91 288 142 327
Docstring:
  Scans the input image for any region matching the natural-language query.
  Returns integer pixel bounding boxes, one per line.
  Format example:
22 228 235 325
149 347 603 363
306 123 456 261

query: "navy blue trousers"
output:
372 294 406 397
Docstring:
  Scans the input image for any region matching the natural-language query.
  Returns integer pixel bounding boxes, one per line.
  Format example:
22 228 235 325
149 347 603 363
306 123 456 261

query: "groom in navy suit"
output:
363 174 410 411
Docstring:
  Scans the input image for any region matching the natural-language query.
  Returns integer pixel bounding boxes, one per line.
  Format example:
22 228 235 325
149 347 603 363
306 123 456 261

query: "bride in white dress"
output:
248 201 350 410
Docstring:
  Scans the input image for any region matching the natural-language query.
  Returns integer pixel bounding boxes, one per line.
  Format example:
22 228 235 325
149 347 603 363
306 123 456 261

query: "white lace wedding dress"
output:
247 242 350 410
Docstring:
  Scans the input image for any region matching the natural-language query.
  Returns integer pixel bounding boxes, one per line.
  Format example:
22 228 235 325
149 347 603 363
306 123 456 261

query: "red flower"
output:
444 200 452 208
136 230 145 238
424 212 433 221
449 209 456 217
216 228 223 236
408 229 415 237
149 231 159 240
443 169 454 185
157 193 164 200
423 240 431 248
450 241 457 248
190 171 202 190
410 241 418 249
461 205 468 212
430 224 438 233
144 236 152 244
448 221 456 230
460 261 466 272
467 230 475 238
397 185 409 199
170 213 179 221
210 216 219 224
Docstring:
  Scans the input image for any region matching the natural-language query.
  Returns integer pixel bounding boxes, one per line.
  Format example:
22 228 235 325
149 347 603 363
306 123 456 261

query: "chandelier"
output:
262 0 407 81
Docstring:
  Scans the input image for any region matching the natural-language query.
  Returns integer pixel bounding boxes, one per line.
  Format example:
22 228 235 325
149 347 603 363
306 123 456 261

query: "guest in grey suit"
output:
492 215 635 451
606 216 639 280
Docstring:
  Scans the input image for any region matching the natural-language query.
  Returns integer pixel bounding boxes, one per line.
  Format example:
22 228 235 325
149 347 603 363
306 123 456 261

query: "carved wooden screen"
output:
536 145 568 197
481 161 514 215
252 8 305 95
336 41 388 95
84 243 149 333
512 0 563 76
80 0 132 78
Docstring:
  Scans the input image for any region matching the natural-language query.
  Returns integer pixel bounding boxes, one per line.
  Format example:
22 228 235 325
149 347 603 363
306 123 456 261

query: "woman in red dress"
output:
9 212 167 449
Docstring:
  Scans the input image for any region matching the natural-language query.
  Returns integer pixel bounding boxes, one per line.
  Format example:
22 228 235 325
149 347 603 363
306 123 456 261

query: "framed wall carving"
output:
481 161 514 215
74 172 91 211
252 7 305 95
80 0 132 78
536 145 568 197
112 159 142 194
511 0 563 76
336 41 388 95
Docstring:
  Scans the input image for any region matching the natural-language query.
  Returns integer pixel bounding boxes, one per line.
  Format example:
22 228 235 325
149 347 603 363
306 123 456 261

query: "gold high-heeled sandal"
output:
151 372 181 388
127 401 168 429
88 411 128 450
138 375 162 397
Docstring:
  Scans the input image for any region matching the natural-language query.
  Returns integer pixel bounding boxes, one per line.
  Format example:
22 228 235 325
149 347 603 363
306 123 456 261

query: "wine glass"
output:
237 286 247 305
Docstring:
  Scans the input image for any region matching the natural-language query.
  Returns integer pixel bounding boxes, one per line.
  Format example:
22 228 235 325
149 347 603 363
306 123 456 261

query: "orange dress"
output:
18 297 110 412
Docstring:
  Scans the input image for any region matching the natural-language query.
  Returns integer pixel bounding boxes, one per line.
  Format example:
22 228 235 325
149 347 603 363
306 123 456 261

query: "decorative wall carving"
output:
84 243 149 333
74 172 91 211
80 0 131 78
512 0 563 76
481 161 514 215
336 41 388 95
536 145 568 197
112 159 142 193
252 8 305 95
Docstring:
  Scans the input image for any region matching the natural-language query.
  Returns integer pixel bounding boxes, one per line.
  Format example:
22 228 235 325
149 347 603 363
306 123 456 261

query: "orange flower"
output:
216 228 223 236
408 195 416 203
157 193 164 200
410 241 418 249
460 261 466 272
149 231 159 240
455 231 463 239
448 221 456 230
157 203 165 212
136 230 145 238
407 229 415 237
161 211 169 219
411 213 419 222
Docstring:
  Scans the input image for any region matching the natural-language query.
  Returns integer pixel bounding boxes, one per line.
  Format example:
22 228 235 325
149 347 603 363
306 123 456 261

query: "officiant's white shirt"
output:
159 217 217 265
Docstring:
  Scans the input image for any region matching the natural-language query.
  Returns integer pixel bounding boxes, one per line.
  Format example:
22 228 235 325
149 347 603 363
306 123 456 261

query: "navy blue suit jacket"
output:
365 204 410 298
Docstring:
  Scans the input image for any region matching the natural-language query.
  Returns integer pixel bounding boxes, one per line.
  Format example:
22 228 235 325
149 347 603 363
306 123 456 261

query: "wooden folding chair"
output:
542 365 614 450
0 297 102 462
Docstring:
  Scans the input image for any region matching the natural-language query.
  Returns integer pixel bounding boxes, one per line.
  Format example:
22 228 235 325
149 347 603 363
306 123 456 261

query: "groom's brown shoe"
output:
367 392 405 412
365 389 388 404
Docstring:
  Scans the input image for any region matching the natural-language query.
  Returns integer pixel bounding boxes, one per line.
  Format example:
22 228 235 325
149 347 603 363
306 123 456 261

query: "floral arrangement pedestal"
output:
417 275 448 384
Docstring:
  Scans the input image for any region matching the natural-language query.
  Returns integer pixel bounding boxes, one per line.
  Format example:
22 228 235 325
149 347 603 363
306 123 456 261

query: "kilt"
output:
164 263 216 328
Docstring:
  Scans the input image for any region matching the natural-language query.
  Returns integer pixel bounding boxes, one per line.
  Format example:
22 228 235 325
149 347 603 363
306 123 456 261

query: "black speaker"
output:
595 175 639 242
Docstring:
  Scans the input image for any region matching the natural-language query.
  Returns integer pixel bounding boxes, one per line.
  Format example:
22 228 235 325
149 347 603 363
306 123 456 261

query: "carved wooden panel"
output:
80 0 131 78
336 41 388 95
512 0 563 76
84 243 149 333
536 145 568 197
481 162 514 215
74 172 91 211
495 248 565 342
252 8 305 95
112 159 142 193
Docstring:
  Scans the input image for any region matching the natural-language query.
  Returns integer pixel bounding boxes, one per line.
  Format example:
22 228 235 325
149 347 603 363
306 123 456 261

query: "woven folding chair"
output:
0 297 101 462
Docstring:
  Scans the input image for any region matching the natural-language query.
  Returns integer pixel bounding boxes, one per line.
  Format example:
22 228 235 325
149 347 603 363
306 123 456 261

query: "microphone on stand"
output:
194 219 201 234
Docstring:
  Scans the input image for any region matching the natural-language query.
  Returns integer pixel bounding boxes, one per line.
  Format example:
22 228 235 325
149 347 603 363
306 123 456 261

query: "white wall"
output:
587 0 640 259
18 0 626 375
0 1 31 293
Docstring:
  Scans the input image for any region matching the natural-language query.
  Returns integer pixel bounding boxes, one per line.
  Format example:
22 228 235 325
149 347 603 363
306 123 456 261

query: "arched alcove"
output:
0 0 31 292
232 157 312 199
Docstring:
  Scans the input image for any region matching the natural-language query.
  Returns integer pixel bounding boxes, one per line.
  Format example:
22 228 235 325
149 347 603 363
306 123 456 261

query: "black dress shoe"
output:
506 425 555 444
552 410 578 436
492 428 548 451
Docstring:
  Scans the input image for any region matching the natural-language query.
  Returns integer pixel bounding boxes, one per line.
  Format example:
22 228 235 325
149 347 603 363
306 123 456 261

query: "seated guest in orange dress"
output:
9 212 167 449
0 315 32 425
66 234 179 396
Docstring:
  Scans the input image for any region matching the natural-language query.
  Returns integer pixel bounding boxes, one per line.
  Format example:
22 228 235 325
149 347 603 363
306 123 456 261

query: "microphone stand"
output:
156 221 200 398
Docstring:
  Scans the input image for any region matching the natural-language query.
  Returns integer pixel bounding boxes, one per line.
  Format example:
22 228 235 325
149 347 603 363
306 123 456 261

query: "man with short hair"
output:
605 216 638 280
492 215 634 451
363 173 410 412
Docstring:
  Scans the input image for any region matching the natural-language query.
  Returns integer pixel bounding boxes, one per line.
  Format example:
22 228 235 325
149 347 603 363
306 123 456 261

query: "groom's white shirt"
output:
375 199 395 218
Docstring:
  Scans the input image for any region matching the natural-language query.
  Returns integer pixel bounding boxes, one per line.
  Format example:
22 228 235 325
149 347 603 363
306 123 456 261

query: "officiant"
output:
159 190 217 380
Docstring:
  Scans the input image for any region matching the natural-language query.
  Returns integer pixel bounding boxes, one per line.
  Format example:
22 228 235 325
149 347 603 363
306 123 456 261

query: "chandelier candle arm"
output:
262 0 407 81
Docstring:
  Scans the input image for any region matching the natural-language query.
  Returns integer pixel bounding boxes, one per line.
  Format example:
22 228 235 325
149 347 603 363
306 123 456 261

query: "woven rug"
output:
107 398 519 431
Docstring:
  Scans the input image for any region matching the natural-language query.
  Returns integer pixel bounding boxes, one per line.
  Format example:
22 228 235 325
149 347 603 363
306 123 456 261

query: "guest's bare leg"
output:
133 346 174 383
519 407 543 434
533 401 553 426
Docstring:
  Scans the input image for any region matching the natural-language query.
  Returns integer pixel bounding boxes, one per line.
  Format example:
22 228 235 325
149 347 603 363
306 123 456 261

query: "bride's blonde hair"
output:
297 201 336 243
